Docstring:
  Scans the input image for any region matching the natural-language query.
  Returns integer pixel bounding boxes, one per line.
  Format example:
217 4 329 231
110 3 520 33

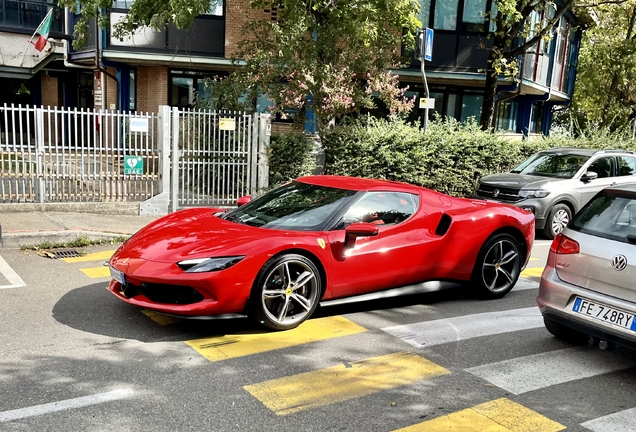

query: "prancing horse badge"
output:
317 239 326 249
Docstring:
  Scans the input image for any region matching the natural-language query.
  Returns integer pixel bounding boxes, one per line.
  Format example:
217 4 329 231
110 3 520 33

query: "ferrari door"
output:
326 191 439 298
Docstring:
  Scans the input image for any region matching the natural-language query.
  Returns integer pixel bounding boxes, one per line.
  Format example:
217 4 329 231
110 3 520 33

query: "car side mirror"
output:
344 222 379 248
580 171 598 183
236 195 251 207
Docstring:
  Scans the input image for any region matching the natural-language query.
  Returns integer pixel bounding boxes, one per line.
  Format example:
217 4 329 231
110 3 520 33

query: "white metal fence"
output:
0 104 270 213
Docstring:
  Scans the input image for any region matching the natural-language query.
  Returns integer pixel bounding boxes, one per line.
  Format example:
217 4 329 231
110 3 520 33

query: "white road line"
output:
466 346 636 395
581 407 636 432
0 388 134 422
382 307 544 348
0 255 25 289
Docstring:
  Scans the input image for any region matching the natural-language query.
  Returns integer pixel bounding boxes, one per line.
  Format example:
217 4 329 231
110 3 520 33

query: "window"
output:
420 0 432 27
496 101 517 131
434 0 459 30
171 77 194 107
338 192 419 229
129 69 136 111
588 157 615 179
460 93 483 122
618 157 636 176
462 0 487 31
488 1 497 32
205 0 223 16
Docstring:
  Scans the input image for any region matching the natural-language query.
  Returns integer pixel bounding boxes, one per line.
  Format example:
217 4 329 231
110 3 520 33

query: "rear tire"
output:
471 233 521 299
543 317 588 343
542 204 572 239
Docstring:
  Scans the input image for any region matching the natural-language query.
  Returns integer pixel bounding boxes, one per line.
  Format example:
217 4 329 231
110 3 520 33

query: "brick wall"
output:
136 66 168 113
41 73 58 107
105 67 118 110
225 0 272 58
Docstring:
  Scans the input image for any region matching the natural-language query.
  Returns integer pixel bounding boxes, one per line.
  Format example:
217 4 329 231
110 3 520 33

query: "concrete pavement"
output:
0 210 158 249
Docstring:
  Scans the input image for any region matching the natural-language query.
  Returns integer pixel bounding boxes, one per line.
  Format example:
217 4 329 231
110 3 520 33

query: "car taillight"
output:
550 233 580 254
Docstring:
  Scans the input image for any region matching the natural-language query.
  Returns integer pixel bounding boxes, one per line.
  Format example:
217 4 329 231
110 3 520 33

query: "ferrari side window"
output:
337 192 419 229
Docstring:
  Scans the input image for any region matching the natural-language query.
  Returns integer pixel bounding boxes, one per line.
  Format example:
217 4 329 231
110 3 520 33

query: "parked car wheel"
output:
249 254 321 330
543 317 588 344
543 204 572 239
472 233 521 299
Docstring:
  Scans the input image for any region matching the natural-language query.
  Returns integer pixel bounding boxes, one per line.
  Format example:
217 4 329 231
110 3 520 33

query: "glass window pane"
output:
488 1 497 32
342 192 419 228
205 0 223 16
420 0 431 27
171 77 194 107
461 94 483 122
434 0 459 30
618 157 636 176
462 0 486 24
446 93 458 117
129 69 136 111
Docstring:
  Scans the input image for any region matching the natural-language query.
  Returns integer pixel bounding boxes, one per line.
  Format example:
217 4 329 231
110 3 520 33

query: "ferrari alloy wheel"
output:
472 233 521 299
250 254 321 330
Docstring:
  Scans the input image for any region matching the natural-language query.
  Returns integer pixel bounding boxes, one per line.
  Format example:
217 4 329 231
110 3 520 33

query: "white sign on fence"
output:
219 118 236 131
130 118 149 133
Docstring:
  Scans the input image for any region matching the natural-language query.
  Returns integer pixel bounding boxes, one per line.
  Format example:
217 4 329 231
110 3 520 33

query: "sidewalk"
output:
0 211 158 249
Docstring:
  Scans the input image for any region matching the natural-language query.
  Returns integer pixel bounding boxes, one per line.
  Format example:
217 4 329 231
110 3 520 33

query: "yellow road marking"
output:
520 267 544 278
186 316 367 362
394 397 565 432
244 351 449 416
529 257 539 261
62 250 116 263
141 310 182 326
80 266 110 278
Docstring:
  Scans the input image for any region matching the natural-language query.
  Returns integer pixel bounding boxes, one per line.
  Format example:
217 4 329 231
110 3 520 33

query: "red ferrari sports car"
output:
108 175 534 330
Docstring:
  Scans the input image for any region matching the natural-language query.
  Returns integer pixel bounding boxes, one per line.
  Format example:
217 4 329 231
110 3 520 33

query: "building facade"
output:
0 0 589 135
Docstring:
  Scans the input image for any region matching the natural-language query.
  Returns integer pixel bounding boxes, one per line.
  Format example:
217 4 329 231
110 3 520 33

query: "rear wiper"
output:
627 235 636 244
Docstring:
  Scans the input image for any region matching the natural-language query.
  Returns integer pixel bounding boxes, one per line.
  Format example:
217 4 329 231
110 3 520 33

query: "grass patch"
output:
21 235 129 251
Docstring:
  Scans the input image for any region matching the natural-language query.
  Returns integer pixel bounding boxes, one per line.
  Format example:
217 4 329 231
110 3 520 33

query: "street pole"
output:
421 53 429 134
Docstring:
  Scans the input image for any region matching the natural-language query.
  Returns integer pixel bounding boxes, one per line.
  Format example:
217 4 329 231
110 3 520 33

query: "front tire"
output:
472 233 522 299
249 254 321 331
543 204 572 239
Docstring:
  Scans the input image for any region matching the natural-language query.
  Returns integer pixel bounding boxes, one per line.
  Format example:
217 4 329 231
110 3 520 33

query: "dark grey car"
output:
475 148 636 238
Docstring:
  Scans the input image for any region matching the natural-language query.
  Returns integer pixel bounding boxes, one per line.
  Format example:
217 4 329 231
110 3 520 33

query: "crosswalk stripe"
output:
141 310 182 326
520 267 544 278
62 250 115 263
382 307 544 348
581 406 636 431
80 267 110 278
244 351 449 416
394 397 565 432
466 346 636 395
186 316 367 362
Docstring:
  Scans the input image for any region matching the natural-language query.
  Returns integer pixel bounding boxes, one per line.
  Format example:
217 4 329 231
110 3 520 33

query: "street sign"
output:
419 98 436 109
124 156 143 175
424 28 434 62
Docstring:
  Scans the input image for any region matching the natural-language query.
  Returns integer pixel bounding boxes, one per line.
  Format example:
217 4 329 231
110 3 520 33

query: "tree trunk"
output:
480 52 499 131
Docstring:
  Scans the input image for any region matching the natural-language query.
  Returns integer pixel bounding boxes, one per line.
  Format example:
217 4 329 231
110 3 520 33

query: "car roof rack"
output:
593 149 636 155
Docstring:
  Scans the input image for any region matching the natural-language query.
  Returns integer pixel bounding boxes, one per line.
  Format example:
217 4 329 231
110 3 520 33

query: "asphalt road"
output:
1 239 634 432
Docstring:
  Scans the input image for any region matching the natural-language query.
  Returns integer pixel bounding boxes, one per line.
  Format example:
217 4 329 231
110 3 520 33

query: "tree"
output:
63 0 421 134
564 1 636 132
479 0 581 130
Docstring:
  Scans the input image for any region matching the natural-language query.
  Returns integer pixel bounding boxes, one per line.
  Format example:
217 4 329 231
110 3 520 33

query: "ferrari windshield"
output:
222 181 356 230
511 153 589 178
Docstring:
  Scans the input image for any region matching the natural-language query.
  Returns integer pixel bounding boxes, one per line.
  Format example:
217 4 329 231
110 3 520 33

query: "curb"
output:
2 230 130 249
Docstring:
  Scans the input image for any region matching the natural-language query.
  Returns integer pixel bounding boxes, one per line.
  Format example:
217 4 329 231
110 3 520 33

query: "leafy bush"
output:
268 132 316 187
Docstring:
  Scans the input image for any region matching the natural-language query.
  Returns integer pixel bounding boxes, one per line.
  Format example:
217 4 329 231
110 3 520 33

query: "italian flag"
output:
30 9 53 52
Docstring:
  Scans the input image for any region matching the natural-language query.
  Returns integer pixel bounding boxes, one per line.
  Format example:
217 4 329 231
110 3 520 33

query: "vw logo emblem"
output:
611 255 628 271
492 189 500 198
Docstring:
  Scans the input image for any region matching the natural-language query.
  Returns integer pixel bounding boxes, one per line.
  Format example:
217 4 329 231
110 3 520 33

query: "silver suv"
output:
475 148 636 238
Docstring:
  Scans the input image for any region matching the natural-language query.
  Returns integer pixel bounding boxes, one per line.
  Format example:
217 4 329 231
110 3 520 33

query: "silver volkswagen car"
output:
538 185 636 348
475 148 636 238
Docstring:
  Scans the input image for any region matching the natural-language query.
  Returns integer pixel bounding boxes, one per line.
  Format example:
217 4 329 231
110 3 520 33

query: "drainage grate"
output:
39 249 82 259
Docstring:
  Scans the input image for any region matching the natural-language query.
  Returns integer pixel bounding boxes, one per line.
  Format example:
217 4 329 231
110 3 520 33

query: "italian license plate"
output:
572 297 636 330
109 266 126 285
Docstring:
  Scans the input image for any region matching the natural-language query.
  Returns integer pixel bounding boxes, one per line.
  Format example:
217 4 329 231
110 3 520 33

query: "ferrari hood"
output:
116 208 267 262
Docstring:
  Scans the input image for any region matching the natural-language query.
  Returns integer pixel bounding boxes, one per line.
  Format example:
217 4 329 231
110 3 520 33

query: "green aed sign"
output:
124 156 143 175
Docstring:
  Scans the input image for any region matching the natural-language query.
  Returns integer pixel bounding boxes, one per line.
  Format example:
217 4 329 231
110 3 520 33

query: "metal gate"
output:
171 108 269 210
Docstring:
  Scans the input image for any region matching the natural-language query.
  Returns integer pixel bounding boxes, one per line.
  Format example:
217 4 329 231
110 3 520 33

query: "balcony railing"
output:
0 0 63 33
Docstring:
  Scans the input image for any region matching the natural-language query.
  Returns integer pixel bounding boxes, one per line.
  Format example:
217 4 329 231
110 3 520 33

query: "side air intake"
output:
435 214 452 236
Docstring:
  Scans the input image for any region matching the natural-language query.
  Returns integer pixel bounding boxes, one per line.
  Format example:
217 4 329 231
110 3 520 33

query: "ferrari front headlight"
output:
177 256 245 273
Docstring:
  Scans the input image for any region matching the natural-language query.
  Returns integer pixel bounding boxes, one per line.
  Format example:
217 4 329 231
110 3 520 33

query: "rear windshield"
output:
571 193 636 244
511 153 589 178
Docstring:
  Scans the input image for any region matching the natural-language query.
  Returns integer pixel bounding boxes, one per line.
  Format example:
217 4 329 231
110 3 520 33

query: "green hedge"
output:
268 118 636 197
268 132 316 188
